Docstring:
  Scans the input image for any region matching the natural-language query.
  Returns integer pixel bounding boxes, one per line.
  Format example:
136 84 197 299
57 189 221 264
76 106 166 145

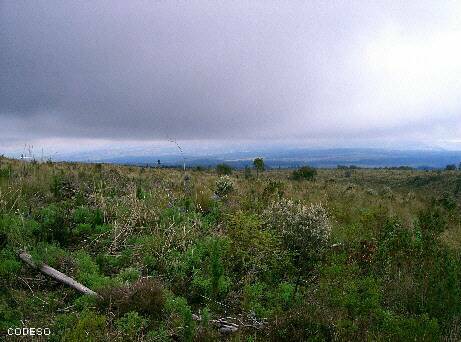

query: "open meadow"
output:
1 156 461 341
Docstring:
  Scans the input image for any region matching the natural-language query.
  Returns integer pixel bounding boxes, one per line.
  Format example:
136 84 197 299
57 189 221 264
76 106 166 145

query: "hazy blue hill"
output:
91 148 461 169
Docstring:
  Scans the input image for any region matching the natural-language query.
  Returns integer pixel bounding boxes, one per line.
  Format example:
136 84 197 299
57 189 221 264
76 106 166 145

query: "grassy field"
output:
1 156 461 341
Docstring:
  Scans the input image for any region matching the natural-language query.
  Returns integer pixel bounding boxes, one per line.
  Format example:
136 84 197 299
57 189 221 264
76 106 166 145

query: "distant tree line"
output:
445 163 461 171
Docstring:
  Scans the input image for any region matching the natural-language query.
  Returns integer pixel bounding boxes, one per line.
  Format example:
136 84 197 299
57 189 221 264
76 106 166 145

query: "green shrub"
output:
74 250 110 289
292 166 317 181
0 248 21 282
0 214 38 249
73 295 98 311
72 207 104 226
243 281 297 317
375 214 461 329
59 311 107 342
181 237 231 300
215 176 234 198
50 174 76 200
116 267 141 284
116 311 147 340
244 166 252 179
0 299 22 331
0 166 11 178
216 163 232 175
35 204 70 245
253 158 265 175
227 211 287 283
266 303 332 341
30 241 68 268
146 325 171 341
165 295 195 341
262 179 285 200
265 199 331 272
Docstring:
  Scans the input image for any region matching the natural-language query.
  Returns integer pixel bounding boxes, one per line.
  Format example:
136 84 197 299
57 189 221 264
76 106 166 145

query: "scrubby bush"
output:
215 175 234 198
74 250 111 289
0 165 12 178
30 241 68 268
262 179 285 200
292 166 317 181
265 199 331 271
72 206 104 226
0 248 21 280
98 278 165 318
116 311 147 340
34 204 70 245
175 236 231 300
50 174 76 200
253 158 265 175
216 163 232 175
226 211 287 283
0 214 37 249
165 295 195 342
59 310 107 341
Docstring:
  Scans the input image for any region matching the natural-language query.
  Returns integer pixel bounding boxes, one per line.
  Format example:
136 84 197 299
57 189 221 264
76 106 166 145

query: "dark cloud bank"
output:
1 1 461 149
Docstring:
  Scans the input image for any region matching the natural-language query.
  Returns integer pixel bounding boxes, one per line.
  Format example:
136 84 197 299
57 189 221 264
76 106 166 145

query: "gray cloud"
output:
1 1 461 148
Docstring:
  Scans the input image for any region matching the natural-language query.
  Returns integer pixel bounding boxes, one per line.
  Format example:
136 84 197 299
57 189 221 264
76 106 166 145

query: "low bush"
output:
215 176 234 198
292 166 317 180
98 278 165 318
216 163 232 175
265 198 331 272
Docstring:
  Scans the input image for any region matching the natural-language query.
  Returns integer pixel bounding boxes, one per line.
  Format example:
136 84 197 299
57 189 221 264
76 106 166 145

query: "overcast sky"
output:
1 1 461 154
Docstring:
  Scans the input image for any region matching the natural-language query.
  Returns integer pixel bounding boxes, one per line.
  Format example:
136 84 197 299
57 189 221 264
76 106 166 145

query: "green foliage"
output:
227 211 287 282
116 267 141 284
35 204 70 245
216 163 232 175
116 311 147 340
50 174 76 200
319 251 441 340
59 311 107 342
73 206 110 238
0 165 12 178
74 250 110 289
253 157 265 174
180 236 231 300
0 299 22 331
215 175 234 198
0 213 37 249
165 295 195 341
0 248 21 280
262 179 285 200
2 157 461 340
72 206 104 226
265 198 331 272
30 241 68 268
146 325 171 341
292 165 317 180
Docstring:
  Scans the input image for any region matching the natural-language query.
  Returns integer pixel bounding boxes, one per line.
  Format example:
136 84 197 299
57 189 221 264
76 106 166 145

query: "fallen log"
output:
18 252 99 297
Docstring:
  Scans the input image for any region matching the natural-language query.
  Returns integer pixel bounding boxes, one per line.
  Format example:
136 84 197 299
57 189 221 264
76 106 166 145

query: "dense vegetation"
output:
1 156 461 341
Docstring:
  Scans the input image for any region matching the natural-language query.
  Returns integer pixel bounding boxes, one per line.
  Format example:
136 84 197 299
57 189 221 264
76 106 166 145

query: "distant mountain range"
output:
65 148 461 169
